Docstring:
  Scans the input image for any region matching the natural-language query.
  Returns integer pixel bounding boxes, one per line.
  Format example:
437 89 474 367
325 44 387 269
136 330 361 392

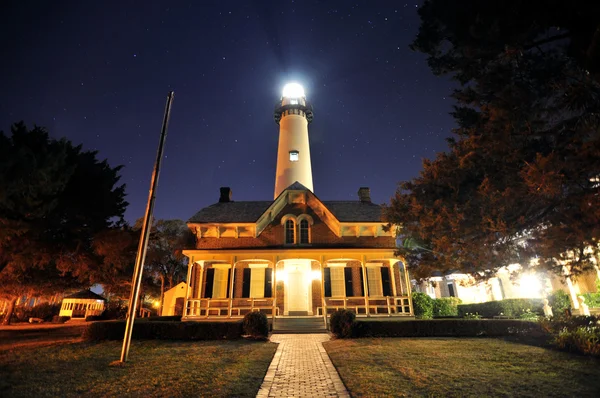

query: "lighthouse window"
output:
289 150 299 162
290 99 298 105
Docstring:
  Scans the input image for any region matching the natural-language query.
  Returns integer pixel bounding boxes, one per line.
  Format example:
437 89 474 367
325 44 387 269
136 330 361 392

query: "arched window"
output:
299 219 310 244
285 219 295 244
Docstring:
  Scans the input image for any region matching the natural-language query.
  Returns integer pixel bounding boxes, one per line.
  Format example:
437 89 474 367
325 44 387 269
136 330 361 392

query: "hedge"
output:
83 320 243 341
352 319 543 338
457 298 544 318
433 297 462 317
145 315 183 322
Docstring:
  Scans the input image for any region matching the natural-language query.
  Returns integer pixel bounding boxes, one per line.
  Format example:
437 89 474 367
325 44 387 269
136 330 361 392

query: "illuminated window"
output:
289 150 299 162
330 267 345 297
285 219 295 244
367 267 383 297
299 219 309 244
250 268 266 298
212 268 229 298
290 99 298 105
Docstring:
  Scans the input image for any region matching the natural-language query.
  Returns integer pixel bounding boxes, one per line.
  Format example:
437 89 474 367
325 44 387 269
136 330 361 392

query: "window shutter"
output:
324 268 331 297
204 268 214 298
359 269 365 296
381 267 391 296
242 268 251 298
264 268 273 297
226 269 231 298
344 267 353 297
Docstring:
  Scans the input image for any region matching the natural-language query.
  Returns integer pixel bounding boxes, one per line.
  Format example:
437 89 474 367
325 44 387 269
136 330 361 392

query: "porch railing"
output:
185 298 277 318
319 296 412 317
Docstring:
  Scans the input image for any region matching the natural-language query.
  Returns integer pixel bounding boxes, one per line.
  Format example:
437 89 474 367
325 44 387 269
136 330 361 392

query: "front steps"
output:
272 316 328 334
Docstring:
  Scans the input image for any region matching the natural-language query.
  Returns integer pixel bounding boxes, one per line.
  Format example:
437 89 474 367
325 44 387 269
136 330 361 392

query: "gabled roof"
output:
64 289 106 301
323 201 384 222
188 201 271 223
188 182 385 224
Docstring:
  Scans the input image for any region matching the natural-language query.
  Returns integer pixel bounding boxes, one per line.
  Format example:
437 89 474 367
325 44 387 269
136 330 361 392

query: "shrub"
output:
582 293 600 308
457 299 543 318
539 314 600 356
102 301 127 320
23 303 61 322
83 320 243 341
330 309 356 338
554 326 600 356
518 309 539 321
433 297 462 317
463 312 482 319
548 290 571 314
539 314 599 334
352 319 543 338
243 312 269 338
412 293 434 319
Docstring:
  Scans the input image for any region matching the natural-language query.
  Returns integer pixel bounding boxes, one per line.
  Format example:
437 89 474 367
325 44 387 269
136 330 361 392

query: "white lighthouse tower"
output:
273 83 314 198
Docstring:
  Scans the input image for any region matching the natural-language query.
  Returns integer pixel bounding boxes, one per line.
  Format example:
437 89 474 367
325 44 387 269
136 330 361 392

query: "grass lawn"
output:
324 338 600 397
0 339 277 397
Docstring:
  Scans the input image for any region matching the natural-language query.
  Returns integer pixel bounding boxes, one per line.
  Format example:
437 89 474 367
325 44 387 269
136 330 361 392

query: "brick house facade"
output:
182 184 413 320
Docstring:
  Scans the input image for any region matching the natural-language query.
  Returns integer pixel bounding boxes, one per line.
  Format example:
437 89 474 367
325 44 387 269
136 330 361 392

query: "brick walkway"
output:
256 334 350 398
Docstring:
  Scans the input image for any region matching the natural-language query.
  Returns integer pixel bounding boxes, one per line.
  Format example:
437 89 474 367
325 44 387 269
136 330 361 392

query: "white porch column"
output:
228 262 237 317
563 265 580 310
183 258 193 317
389 259 399 296
361 261 370 317
272 263 277 320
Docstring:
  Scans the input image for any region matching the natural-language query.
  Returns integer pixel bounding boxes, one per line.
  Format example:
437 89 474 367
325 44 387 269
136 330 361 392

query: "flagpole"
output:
119 91 174 363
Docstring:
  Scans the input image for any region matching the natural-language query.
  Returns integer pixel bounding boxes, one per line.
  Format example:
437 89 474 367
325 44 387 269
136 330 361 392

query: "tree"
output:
144 219 194 315
0 122 128 324
385 0 600 279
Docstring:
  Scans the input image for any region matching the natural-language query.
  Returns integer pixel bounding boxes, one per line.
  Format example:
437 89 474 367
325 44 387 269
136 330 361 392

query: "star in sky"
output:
0 0 455 223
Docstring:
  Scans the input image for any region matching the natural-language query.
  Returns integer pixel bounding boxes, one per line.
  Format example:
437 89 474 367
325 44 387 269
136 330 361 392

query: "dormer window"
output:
299 219 310 244
285 219 295 244
282 214 312 245
289 150 299 162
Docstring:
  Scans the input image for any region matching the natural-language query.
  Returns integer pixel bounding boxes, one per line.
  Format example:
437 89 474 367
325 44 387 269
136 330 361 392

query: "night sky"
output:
1 0 455 224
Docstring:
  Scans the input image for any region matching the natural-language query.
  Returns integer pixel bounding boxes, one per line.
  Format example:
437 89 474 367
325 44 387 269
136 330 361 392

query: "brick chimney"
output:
219 187 232 203
358 187 371 203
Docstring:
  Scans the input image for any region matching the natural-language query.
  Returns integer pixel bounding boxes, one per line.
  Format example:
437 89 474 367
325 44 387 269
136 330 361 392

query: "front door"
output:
285 263 311 315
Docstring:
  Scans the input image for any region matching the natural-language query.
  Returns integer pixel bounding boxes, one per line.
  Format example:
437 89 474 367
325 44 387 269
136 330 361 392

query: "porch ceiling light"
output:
311 270 322 281
519 274 542 297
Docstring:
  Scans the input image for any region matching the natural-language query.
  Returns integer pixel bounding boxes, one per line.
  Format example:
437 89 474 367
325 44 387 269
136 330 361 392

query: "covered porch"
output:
182 248 413 322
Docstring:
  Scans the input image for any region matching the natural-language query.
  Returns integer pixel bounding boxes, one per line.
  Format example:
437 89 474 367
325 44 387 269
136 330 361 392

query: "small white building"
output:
413 265 600 309
161 282 187 316
59 290 106 319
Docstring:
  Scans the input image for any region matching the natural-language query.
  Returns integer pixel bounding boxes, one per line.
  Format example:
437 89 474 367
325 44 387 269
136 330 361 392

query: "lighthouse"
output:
273 83 314 198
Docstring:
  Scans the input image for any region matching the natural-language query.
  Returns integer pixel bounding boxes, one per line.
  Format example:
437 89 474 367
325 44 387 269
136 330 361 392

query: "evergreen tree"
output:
0 122 128 323
385 0 600 279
